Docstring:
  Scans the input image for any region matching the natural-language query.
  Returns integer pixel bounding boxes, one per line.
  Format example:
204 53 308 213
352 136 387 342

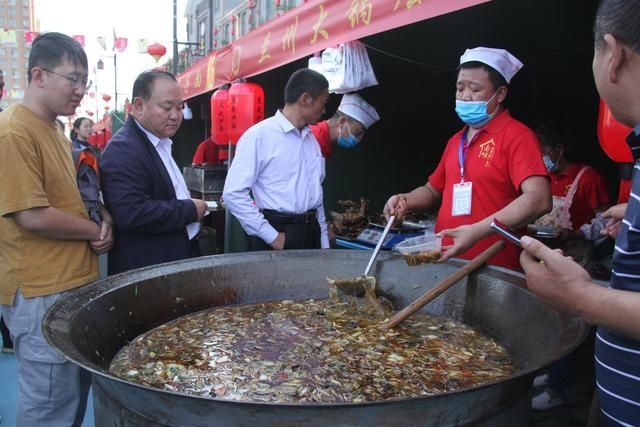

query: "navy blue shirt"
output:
596 124 640 426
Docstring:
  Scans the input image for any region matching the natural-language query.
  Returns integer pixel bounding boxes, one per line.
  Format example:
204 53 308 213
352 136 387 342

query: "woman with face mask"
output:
533 122 610 241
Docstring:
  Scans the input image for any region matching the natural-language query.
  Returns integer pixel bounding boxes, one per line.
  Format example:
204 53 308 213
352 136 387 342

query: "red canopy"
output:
177 0 491 100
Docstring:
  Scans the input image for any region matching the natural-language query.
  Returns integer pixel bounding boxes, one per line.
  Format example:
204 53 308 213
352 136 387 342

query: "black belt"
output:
261 209 317 224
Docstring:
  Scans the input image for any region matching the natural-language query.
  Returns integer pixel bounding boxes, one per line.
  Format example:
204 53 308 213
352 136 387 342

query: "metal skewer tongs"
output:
381 240 505 330
327 215 396 316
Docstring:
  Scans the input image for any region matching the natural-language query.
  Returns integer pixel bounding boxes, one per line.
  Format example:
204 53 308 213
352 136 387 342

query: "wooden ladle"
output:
382 240 505 330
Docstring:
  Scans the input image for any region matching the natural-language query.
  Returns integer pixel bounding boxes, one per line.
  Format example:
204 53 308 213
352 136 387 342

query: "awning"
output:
177 0 491 100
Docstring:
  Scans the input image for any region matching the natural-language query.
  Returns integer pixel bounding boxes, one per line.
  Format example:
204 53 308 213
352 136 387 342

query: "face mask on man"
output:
543 154 559 172
337 122 359 148
454 91 499 127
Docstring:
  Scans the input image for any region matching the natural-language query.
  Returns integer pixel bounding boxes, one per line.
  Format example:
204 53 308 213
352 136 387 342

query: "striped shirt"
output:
596 124 640 426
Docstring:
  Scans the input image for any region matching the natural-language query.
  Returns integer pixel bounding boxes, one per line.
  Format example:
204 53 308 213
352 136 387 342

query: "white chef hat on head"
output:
459 47 524 84
337 93 380 129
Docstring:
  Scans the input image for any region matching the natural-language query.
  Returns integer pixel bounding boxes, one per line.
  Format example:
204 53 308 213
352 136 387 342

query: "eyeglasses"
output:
42 68 91 91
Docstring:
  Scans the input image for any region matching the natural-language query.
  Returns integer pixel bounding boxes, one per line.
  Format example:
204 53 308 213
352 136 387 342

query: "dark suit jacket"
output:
100 116 197 275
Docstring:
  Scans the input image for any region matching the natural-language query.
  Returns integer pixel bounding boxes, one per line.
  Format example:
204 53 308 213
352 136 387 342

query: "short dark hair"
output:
132 70 177 101
537 121 577 161
594 0 640 52
284 68 328 104
28 32 87 84
458 61 508 91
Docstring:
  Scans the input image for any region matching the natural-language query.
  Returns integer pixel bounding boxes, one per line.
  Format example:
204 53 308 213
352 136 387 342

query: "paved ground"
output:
531 330 597 427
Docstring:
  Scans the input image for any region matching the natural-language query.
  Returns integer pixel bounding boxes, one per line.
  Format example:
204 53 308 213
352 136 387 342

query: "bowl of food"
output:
394 233 442 266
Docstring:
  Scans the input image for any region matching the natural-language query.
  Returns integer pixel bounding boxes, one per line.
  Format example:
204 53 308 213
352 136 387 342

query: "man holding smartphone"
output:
521 1 640 425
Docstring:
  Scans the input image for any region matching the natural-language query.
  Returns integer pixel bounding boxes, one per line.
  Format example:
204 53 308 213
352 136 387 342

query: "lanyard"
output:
458 132 468 183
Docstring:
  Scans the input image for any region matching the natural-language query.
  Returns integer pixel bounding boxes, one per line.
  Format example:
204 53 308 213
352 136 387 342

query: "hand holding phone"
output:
490 219 523 248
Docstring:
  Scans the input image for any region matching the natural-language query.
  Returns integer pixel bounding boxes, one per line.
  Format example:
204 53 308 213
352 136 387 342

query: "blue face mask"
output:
454 91 499 127
543 154 558 172
337 122 359 148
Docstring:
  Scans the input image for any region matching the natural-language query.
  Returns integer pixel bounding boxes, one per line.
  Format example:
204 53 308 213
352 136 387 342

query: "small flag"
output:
0 30 17 46
112 27 127 53
114 37 128 53
72 35 85 47
137 38 149 54
96 36 107 51
24 31 39 45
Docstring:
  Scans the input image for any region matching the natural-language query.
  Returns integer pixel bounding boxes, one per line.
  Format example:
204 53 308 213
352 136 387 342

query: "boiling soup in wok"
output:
110 298 516 403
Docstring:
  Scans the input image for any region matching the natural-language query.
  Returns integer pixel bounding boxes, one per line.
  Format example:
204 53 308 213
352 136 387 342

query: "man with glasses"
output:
0 32 113 426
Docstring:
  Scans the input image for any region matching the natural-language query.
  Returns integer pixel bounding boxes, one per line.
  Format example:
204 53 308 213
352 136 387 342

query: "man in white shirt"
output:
100 70 207 274
223 69 330 250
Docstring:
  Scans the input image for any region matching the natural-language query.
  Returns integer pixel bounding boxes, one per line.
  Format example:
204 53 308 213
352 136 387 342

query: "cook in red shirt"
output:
384 47 551 271
192 137 220 165
309 93 379 158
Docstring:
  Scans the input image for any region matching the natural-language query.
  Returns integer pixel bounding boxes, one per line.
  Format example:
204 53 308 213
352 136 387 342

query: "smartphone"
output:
490 218 523 248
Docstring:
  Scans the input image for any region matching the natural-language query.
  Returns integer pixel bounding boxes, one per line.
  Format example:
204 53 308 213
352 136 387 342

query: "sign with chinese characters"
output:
177 0 491 99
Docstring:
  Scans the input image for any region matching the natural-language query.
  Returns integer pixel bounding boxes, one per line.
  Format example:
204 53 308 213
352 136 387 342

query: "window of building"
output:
9 17 16 27
0 48 6 56
0 16 6 27
12 69 19 79
22 18 29 27
8 8 15 16
8 0 16 6
22 4 29 15
11 49 18 58
13 80 20 89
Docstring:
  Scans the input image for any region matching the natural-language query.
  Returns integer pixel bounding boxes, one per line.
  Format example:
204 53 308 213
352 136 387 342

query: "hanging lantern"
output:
147 42 167 63
227 81 265 145
211 84 231 146
87 111 95 117
104 105 110 111
597 99 633 163
102 94 111 102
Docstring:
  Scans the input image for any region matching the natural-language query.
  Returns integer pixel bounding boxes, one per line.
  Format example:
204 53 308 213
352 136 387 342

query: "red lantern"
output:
227 81 265 145
147 42 167 63
210 85 230 146
87 111 95 117
597 99 633 163
104 105 110 111
102 94 111 102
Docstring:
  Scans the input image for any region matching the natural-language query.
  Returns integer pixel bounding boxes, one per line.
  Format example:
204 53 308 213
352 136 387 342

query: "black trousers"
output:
0 315 12 349
247 209 321 251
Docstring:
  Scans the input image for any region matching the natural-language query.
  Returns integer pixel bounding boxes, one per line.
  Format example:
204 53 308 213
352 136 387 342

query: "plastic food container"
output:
394 234 442 266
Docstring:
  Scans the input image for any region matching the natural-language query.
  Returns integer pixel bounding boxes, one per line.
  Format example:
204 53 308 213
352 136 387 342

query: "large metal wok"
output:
43 250 588 426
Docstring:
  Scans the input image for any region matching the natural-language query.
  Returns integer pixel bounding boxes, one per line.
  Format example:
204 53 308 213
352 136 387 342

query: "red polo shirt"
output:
549 162 610 229
192 138 220 165
428 110 548 271
309 120 332 158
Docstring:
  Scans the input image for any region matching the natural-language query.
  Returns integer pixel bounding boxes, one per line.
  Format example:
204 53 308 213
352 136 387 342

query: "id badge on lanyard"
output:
452 133 473 217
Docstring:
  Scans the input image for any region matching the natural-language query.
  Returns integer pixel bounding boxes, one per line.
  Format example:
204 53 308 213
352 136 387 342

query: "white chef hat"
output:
459 47 524 84
337 93 380 129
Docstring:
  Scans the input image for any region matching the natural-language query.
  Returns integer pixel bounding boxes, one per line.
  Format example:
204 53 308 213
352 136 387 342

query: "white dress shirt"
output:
223 110 329 248
135 120 201 240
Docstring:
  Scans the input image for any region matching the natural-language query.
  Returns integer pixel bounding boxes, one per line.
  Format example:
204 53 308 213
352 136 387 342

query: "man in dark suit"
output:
100 70 207 275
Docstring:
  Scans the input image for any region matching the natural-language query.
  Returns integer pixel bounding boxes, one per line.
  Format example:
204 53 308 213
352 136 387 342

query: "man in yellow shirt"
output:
0 32 113 426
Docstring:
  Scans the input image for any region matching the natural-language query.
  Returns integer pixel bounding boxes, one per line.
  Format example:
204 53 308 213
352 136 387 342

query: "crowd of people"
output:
0 0 639 424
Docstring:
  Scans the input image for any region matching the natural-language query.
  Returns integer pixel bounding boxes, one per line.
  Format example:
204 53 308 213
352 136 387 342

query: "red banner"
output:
177 0 491 100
